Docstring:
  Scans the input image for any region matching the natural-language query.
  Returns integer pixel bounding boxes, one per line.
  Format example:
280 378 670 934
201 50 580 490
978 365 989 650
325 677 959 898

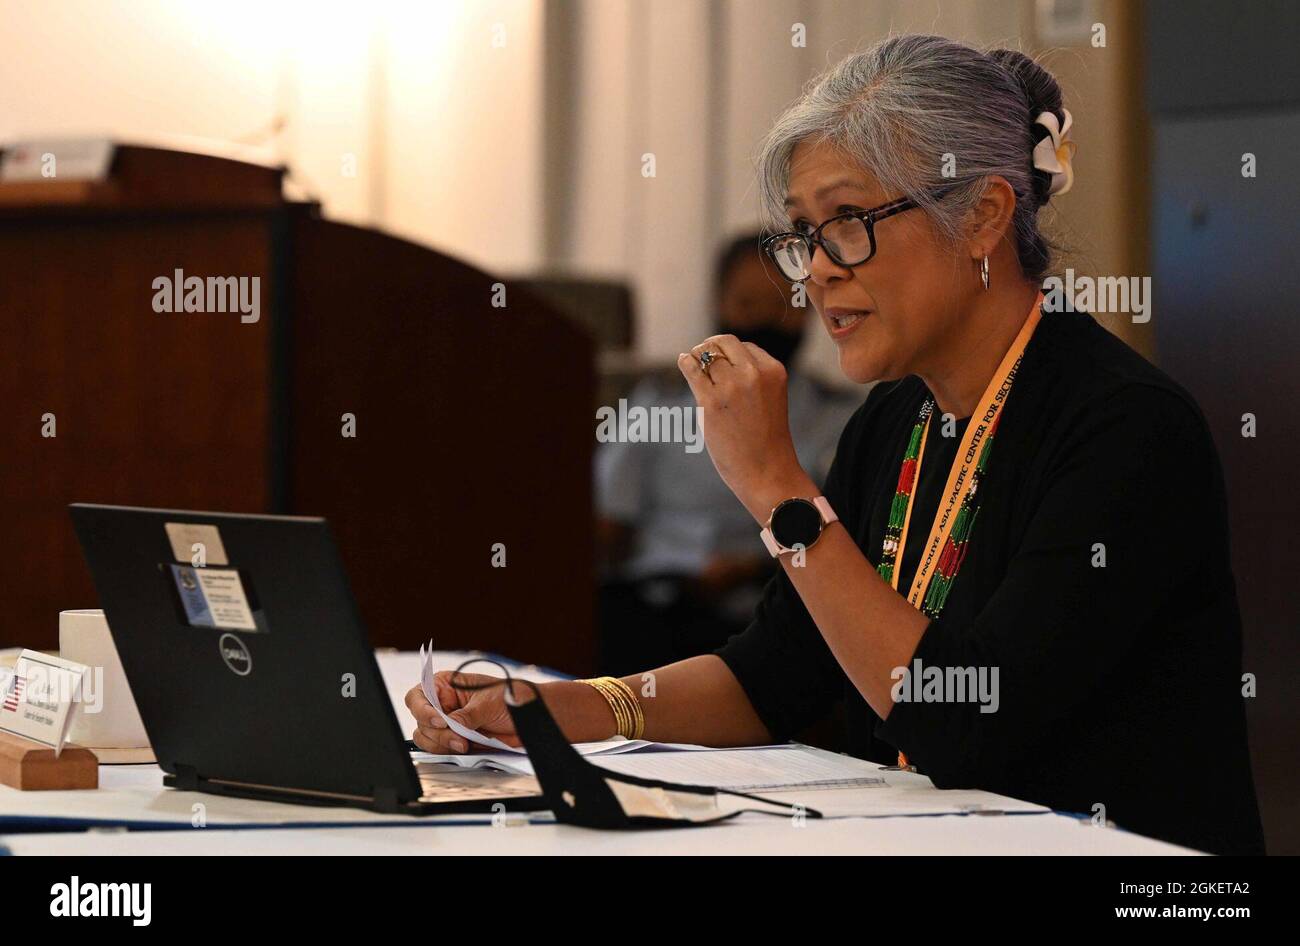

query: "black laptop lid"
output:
70 503 421 804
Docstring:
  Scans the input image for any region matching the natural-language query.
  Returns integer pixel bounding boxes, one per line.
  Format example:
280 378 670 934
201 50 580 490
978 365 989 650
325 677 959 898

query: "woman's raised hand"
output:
678 334 817 521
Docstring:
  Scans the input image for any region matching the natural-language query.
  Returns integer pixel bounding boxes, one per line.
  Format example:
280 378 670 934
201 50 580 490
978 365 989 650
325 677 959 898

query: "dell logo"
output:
218 633 252 676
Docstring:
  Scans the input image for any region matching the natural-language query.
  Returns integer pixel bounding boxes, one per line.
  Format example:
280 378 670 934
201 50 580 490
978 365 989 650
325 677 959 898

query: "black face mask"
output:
450 660 821 830
729 326 804 367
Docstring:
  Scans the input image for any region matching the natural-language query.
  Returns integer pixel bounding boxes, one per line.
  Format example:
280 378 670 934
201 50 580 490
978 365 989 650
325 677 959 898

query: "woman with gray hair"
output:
408 35 1263 855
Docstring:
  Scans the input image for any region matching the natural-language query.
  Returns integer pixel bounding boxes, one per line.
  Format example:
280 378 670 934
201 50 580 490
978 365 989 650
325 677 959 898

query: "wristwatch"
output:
759 496 838 558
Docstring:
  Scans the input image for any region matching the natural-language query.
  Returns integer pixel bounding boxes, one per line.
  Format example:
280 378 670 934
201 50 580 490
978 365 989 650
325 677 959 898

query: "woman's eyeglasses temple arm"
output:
765 182 962 246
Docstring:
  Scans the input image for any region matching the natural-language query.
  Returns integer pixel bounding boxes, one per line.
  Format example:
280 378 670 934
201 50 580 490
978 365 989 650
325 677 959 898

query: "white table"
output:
0 811 1195 855
0 651 1200 855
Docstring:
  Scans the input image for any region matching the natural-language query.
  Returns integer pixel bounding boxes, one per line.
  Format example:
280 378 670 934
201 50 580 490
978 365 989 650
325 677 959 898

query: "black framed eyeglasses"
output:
762 185 958 282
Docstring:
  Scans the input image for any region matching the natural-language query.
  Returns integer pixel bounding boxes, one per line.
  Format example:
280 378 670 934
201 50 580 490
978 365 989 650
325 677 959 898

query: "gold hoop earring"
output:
980 255 990 291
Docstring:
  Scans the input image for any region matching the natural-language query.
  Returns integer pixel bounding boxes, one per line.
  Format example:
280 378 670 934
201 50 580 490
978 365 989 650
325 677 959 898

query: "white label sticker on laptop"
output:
170 565 257 630
164 522 229 566
193 568 257 630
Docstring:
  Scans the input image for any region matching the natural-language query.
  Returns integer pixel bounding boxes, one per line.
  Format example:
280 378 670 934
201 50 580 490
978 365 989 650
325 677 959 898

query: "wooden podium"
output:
0 145 596 674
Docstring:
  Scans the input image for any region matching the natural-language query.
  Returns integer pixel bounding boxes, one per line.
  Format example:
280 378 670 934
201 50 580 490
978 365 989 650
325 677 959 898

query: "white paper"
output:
589 746 886 790
411 742 817 780
422 746 886 790
418 642 523 753
0 138 114 182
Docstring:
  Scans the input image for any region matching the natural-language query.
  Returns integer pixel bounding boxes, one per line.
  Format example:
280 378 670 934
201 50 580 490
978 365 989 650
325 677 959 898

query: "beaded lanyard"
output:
877 294 1045 770
876 404 1004 619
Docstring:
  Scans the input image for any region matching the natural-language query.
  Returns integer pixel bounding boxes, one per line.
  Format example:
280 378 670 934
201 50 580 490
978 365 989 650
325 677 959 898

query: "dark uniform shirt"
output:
716 308 1265 855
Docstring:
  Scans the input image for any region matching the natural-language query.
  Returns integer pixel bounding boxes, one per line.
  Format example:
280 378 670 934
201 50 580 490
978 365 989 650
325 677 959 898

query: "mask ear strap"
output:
450 659 634 828
445 660 822 827
445 657 537 703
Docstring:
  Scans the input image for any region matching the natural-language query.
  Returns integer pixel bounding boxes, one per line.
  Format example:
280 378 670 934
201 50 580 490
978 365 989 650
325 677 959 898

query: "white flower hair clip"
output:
1032 108 1076 197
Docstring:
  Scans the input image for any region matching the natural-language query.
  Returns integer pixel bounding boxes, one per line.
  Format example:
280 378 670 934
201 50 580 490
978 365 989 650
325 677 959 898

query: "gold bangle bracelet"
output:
577 676 644 741
590 679 633 738
603 678 644 740
582 678 624 737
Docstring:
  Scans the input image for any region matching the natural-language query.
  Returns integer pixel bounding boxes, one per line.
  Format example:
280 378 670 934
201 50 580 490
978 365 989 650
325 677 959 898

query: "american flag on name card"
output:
2 674 24 712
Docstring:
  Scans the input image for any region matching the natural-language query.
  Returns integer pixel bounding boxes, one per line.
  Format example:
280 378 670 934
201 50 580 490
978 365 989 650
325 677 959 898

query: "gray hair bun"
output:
988 48 1066 207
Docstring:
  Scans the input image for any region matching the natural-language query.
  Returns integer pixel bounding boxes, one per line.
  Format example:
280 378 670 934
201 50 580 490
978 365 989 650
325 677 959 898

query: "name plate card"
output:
0 650 89 755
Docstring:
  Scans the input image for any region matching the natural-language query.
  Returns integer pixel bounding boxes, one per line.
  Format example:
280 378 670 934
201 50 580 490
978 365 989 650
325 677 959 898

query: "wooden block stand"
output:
0 731 98 790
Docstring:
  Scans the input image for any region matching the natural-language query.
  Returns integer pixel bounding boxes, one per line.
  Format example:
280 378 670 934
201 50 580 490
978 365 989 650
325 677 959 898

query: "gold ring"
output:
696 349 730 375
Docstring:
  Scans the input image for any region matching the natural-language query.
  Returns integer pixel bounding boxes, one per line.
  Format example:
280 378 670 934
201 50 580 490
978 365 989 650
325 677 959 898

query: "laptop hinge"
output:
371 786 403 813
168 763 201 792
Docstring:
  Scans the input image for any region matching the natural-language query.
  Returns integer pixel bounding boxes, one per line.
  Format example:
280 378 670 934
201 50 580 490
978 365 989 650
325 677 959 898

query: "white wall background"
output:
0 0 1143 374
0 0 545 273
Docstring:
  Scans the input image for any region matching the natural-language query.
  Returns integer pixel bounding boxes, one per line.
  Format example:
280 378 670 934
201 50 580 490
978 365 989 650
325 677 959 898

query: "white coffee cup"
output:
59 609 149 749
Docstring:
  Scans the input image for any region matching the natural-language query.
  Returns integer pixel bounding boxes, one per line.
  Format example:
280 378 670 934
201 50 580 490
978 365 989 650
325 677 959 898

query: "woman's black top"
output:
716 308 1265 855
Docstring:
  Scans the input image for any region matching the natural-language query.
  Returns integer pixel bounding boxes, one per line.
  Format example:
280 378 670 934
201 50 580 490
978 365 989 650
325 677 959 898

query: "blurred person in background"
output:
594 234 859 675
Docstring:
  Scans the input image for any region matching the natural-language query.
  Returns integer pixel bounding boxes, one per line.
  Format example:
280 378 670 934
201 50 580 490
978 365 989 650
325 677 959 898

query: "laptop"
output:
69 503 546 815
